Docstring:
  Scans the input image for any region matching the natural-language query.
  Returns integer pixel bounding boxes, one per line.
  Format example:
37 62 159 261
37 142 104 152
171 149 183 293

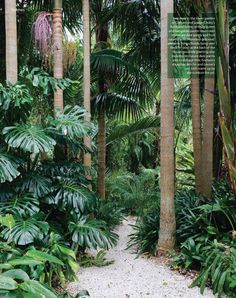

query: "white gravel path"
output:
68 217 214 298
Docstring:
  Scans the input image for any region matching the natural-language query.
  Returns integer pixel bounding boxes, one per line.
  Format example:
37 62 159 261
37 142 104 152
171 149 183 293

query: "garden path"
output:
68 217 214 298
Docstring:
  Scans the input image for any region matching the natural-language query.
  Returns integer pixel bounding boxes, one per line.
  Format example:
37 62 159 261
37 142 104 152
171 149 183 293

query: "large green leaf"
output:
8 259 42 267
69 217 118 250
53 180 95 213
1 270 29 282
49 105 91 140
25 250 64 266
0 214 15 229
0 194 39 217
3 124 56 153
2 217 49 245
17 174 52 198
20 280 58 298
0 153 21 183
0 276 17 291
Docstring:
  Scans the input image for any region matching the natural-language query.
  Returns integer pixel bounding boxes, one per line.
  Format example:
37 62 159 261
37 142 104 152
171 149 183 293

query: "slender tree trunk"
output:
82 0 92 170
97 107 106 199
157 0 176 254
201 78 215 198
5 0 17 84
96 23 110 200
53 0 63 116
191 77 202 194
201 2 216 199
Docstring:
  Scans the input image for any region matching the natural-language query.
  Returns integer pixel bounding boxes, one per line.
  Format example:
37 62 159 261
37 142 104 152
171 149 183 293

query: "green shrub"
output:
190 240 236 297
106 168 159 215
128 208 159 256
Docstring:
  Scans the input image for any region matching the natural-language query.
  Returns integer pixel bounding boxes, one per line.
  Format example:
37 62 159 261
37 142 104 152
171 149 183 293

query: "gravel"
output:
67 217 215 298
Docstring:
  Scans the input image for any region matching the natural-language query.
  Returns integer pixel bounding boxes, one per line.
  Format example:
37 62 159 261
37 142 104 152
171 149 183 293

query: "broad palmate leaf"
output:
0 152 21 183
69 217 118 250
3 124 56 153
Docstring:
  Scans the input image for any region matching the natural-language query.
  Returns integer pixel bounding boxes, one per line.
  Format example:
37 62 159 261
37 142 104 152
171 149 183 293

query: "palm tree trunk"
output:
5 0 17 84
157 0 176 254
201 78 215 198
96 23 110 200
201 2 216 199
97 107 106 199
53 0 63 116
82 0 92 169
191 77 202 194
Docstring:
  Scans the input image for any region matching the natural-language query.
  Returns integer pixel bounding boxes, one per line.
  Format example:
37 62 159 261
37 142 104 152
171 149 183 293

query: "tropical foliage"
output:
1 0 236 297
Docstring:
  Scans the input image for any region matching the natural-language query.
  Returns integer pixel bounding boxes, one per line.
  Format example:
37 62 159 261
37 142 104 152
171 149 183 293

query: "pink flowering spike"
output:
33 12 53 57
234 268 236 273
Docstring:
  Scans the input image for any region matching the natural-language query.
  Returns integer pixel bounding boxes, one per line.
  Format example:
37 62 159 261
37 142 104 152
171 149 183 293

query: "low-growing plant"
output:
190 240 236 297
106 169 159 215
79 250 114 268
128 208 160 256
0 268 58 298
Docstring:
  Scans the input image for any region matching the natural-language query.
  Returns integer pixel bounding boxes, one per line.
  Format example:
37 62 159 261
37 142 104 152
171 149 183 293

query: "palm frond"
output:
91 49 155 108
93 92 145 121
107 116 160 144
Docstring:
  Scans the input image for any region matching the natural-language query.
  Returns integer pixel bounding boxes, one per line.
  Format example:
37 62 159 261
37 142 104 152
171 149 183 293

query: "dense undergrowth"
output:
0 69 118 297
106 169 236 297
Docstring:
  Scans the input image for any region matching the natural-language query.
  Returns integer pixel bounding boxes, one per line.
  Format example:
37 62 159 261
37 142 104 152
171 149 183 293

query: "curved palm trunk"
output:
97 107 106 199
157 0 176 254
5 0 17 84
82 0 92 169
191 77 202 194
53 0 63 116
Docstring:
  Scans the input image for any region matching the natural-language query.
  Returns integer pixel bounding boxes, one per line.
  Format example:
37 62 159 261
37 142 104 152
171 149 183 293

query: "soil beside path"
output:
67 217 214 298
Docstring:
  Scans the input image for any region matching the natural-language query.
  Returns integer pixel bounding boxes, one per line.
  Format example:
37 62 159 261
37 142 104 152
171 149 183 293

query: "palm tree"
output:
157 0 176 254
92 0 159 199
82 0 92 169
92 49 153 200
201 2 215 199
53 0 63 115
214 0 236 194
5 0 17 84
191 78 202 194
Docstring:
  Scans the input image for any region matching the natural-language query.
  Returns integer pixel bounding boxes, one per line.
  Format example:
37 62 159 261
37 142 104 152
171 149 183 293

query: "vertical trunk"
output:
97 107 106 199
5 0 17 84
53 0 63 116
82 0 92 169
96 23 110 200
191 77 202 194
201 2 216 199
201 78 215 198
157 0 176 254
